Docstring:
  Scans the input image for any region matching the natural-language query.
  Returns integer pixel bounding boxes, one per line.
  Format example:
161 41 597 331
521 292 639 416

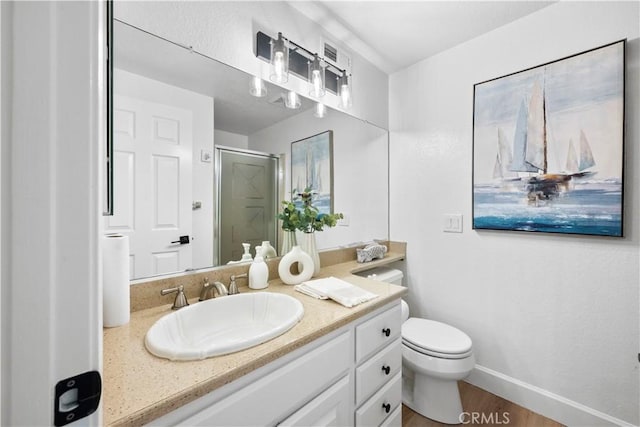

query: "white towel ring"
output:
278 246 314 285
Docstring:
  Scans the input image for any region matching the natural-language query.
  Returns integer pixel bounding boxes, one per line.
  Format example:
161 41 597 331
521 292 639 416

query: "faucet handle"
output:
160 285 189 310
229 273 247 295
199 277 211 301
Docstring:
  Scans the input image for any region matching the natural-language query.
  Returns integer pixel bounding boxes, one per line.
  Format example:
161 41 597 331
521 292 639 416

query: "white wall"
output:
389 2 639 425
215 129 248 150
114 1 389 129
248 108 388 251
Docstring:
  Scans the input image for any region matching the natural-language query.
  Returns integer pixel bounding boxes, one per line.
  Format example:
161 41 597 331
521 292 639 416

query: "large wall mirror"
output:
107 20 389 281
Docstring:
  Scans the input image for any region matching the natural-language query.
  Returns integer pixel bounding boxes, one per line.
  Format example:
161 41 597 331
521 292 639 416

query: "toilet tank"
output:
356 267 403 286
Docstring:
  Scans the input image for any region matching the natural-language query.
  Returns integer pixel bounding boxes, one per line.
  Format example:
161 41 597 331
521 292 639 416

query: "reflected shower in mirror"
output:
107 20 389 280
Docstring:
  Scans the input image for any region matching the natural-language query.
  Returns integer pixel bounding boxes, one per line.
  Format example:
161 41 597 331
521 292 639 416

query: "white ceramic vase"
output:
299 232 320 277
278 245 314 285
280 230 297 256
261 240 277 259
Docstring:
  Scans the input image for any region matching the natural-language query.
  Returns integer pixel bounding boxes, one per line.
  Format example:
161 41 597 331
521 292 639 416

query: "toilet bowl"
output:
359 267 475 425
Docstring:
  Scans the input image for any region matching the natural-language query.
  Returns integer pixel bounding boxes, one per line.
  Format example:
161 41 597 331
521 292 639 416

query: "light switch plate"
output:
338 214 350 226
443 214 463 233
201 149 213 163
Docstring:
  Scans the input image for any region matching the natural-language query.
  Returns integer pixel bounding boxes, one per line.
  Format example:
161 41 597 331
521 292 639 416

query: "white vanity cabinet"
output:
148 300 402 427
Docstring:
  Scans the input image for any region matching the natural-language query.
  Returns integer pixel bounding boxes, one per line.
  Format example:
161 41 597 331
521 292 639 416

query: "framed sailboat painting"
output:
291 130 334 214
472 40 625 237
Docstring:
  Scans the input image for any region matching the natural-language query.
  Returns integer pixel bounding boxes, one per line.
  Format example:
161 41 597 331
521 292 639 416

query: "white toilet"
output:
361 267 475 425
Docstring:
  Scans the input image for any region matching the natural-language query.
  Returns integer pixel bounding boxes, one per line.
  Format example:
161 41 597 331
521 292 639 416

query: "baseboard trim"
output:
466 365 636 427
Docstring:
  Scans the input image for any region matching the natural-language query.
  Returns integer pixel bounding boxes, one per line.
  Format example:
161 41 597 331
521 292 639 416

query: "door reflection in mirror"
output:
217 148 278 266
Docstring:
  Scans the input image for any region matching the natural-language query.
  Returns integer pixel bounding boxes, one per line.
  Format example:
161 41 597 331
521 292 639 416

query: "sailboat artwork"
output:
473 40 625 237
291 131 334 215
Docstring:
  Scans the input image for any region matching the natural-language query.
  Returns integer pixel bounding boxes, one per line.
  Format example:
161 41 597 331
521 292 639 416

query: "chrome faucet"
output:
199 277 229 301
229 273 247 295
160 285 189 310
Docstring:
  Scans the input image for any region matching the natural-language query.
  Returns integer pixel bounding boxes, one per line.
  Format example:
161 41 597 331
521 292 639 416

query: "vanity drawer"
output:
355 372 401 427
356 337 401 405
355 303 401 363
380 405 401 427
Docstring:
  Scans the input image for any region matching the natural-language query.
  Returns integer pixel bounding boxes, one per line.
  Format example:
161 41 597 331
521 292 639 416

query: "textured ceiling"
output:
290 1 554 74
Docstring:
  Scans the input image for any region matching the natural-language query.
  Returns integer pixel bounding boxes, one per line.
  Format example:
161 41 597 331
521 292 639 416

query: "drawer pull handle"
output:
382 403 391 413
382 328 391 337
381 365 390 375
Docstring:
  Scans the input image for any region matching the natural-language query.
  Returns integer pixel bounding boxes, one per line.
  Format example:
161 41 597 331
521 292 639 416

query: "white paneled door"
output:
107 95 193 278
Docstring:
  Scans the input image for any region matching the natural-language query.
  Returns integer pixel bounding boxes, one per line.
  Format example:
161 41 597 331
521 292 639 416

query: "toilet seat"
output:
402 318 473 359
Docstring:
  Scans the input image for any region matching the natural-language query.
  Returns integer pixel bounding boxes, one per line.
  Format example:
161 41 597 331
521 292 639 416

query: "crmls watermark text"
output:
459 412 511 424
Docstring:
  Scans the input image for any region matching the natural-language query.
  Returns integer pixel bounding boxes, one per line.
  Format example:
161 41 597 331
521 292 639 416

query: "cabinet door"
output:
279 375 352 427
173 332 351 426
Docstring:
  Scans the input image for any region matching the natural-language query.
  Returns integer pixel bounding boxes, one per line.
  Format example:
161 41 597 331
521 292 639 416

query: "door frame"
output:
2 2 104 425
214 145 281 266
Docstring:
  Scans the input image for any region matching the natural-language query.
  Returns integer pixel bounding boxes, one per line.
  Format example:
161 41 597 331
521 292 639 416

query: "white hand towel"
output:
294 277 378 308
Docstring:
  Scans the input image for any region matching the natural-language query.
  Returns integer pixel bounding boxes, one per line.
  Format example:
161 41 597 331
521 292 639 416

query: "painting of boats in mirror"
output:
473 40 625 237
291 130 334 214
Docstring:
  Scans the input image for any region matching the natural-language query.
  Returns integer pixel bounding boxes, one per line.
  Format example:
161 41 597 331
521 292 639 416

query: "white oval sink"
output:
145 292 304 361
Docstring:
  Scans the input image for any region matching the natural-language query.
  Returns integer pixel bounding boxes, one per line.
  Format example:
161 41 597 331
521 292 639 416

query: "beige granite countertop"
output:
103 250 407 426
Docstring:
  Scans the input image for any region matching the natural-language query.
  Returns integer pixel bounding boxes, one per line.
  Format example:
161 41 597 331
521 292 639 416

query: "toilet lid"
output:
402 318 472 356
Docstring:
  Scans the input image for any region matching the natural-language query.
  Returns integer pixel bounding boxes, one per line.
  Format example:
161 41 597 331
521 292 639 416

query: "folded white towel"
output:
294 276 378 308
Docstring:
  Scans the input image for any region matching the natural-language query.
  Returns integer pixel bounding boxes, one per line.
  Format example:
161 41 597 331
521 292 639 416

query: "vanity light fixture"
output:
270 32 289 84
314 102 327 118
338 71 352 109
249 76 267 97
255 31 352 107
284 91 301 109
308 54 325 98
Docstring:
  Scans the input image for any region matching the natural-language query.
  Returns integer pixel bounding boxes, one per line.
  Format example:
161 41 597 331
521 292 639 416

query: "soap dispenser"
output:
248 246 269 290
240 243 253 262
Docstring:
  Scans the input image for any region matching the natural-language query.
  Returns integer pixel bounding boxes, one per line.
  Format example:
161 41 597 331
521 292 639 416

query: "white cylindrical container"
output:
249 246 269 289
102 234 130 327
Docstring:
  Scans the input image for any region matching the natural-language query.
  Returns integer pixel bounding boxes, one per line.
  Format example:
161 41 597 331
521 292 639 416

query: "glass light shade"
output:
270 32 289 84
308 55 325 98
284 91 301 109
338 72 352 109
249 76 267 97
314 103 326 118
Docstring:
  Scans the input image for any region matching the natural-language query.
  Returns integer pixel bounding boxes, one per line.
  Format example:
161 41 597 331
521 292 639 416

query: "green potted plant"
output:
278 188 343 276
294 189 343 233
277 199 300 256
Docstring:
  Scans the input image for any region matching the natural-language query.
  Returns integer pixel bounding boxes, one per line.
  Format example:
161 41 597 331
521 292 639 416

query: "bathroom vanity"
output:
103 244 406 426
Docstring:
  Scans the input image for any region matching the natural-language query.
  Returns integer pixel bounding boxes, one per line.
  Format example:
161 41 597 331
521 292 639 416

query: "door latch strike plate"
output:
54 371 101 426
